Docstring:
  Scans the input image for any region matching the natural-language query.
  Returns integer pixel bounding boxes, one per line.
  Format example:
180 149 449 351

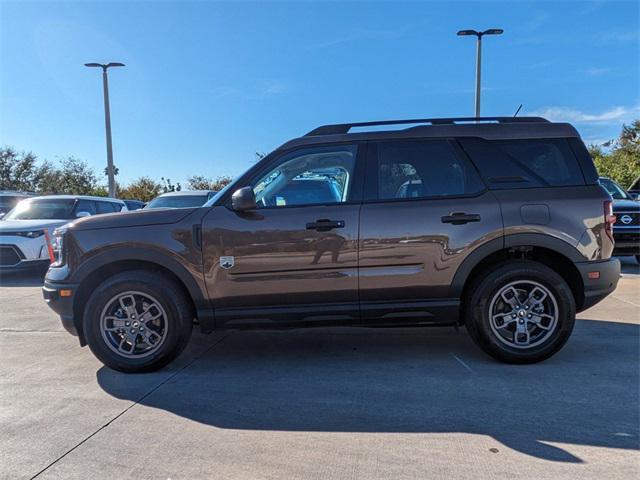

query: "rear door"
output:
202 143 365 327
358 138 503 322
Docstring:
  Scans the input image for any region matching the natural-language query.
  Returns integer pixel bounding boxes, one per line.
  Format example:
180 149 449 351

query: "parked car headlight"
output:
50 228 67 266
15 230 45 238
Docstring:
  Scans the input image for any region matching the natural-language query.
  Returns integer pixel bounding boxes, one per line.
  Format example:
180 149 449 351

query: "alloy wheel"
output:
99 291 168 358
488 280 559 349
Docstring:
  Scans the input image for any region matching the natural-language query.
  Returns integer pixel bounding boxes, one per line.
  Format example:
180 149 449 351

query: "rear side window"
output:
459 138 585 188
96 201 117 214
375 139 485 200
75 200 97 215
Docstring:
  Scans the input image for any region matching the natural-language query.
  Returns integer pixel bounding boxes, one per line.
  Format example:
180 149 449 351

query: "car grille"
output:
614 211 640 226
0 245 24 267
613 232 640 241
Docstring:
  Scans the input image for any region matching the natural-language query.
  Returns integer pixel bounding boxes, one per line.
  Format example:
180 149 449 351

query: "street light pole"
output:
84 62 125 198
474 35 482 118
456 29 503 117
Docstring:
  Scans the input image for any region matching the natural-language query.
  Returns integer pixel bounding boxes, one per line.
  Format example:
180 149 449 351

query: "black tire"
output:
83 270 193 373
464 260 575 364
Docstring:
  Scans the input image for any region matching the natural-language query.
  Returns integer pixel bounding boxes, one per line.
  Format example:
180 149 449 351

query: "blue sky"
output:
1 0 638 186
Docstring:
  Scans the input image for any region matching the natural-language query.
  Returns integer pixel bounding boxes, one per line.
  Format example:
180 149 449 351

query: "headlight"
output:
15 230 45 238
50 228 67 266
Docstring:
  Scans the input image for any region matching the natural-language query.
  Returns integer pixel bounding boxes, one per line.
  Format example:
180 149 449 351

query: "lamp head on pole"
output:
456 28 503 38
84 62 126 71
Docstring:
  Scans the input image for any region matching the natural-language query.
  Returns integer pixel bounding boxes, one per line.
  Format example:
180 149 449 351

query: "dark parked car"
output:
123 199 145 211
599 177 640 263
43 116 620 372
628 176 640 200
144 190 216 209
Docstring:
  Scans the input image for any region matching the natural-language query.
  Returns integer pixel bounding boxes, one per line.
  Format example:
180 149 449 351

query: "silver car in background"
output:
144 190 216 209
0 195 127 271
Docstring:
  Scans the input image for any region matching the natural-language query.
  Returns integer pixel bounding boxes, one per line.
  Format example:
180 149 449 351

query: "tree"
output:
186 175 233 191
590 120 640 188
0 147 40 191
119 177 162 202
36 157 98 194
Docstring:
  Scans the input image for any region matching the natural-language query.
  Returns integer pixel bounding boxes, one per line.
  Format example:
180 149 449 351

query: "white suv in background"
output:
0 195 127 272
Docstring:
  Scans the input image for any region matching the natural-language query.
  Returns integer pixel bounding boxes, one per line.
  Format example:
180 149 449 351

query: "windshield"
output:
4 198 77 220
145 195 207 209
599 178 631 200
204 181 236 207
0 196 27 213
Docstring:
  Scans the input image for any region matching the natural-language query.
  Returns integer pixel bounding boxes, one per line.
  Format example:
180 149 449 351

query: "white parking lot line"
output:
450 352 474 373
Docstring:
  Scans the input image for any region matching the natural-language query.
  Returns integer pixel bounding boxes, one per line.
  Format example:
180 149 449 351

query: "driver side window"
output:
253 145 357 208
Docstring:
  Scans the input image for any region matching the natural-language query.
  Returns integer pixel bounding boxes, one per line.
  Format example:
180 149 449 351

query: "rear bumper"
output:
42 282 80 338
575 258 621 312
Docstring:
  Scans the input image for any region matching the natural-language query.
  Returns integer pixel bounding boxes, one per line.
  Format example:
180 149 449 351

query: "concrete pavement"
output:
0 258 638 479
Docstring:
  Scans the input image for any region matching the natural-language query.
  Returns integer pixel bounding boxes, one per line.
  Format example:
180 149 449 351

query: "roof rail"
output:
305 116 550 136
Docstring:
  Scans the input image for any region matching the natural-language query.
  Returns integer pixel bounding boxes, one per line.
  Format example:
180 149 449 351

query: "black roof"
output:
279 117 580 151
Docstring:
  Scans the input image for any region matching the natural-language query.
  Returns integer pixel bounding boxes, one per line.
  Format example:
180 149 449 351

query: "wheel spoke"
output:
104 316 126 328
514 321 530 345
117 336 127 352
141 329 161 345
118 294 138 316
525 286 547 307
140 303 163 324
529 313 554 330
492 314 516 329
500 287 521 309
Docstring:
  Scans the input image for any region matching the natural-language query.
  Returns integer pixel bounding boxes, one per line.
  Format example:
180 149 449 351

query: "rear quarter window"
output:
459 138 586 188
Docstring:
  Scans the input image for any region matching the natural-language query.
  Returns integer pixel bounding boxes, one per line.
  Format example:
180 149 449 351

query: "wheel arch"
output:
71 249 212 345
452 234 586 321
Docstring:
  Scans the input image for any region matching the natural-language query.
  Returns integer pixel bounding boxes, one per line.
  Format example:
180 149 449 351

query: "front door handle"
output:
441 212 481 225
306 219 345 232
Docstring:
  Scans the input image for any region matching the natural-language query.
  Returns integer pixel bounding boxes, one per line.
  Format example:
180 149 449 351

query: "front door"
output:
202 144 363 327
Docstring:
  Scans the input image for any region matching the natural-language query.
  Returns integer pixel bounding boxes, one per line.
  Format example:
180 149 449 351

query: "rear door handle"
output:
306 219 345 232
441 212 481 225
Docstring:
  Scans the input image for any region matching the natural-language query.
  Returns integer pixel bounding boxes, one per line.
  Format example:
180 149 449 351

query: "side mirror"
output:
231 187 257 211
76 211 92 218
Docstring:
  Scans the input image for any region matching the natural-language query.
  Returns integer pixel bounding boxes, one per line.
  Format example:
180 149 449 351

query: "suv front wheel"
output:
465 261 575 364
83 270 193 372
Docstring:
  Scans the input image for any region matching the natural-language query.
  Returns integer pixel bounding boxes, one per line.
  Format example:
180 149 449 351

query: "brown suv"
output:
43 117 620 372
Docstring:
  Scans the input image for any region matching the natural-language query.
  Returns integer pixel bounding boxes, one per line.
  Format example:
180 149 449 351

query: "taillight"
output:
604 200 616 242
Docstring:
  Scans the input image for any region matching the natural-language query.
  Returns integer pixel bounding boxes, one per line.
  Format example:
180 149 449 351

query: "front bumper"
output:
43 282 80 339
575 257 621 312
0 258 50 271
0 236 50 269
612 228 640 256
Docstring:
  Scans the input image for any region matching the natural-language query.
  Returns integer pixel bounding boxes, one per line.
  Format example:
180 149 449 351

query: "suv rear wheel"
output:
83 270 193 372
465 261 575 363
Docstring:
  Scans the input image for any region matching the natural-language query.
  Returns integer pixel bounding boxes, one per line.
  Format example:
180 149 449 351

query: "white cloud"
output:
210 80 287 100
583 67 611 76
528 105 640 124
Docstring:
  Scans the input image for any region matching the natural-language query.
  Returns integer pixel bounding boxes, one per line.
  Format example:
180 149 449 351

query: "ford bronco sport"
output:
43 117 620 372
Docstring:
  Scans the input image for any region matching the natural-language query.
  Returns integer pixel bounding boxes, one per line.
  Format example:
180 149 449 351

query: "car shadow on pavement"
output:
97 319 639 464
0 270 46 287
